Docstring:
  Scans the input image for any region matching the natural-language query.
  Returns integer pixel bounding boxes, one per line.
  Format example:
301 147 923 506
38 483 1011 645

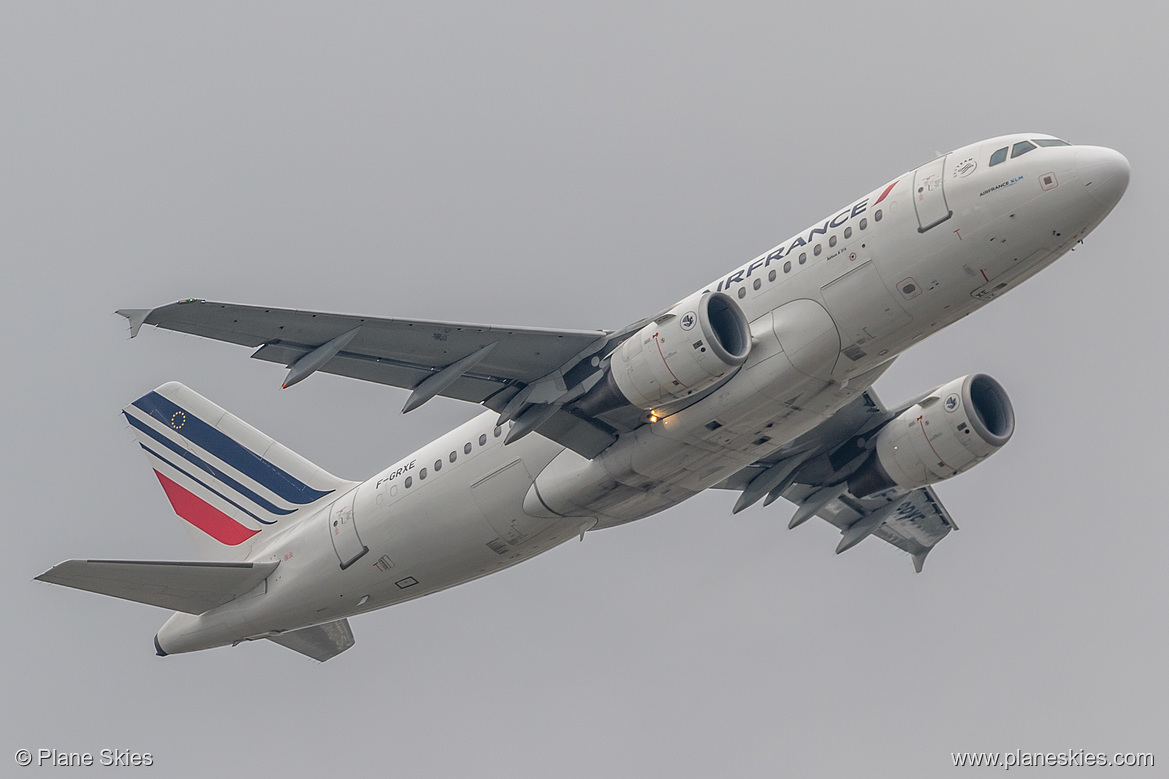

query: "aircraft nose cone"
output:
1076 146 1130 211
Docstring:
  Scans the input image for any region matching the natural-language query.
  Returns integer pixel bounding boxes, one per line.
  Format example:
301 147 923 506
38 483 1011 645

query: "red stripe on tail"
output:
153 470 260 545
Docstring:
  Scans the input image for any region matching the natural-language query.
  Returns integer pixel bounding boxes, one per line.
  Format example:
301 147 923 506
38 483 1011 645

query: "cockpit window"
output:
1011 140 1037 158
1033 138 1070 147
989 146 1009 167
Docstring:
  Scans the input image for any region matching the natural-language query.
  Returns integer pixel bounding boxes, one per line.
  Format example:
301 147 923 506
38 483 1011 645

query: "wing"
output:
714 387 956 571
120 299 624 457
122 299 607 401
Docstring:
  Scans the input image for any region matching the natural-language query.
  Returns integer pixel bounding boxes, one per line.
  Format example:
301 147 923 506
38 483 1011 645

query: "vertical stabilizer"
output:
122 382 357 561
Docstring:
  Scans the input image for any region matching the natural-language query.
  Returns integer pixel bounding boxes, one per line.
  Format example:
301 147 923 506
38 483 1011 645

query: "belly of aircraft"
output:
323 435 580 615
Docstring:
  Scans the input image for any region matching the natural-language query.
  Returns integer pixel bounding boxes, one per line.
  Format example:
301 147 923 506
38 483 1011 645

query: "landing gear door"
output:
913 155 952 233
328 490 368 570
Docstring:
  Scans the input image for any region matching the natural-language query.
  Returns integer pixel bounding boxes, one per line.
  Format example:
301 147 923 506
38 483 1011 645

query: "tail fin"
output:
122 382 356 561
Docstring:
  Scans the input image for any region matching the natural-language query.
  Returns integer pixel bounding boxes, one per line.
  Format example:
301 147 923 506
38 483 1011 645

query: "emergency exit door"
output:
328 490 368 569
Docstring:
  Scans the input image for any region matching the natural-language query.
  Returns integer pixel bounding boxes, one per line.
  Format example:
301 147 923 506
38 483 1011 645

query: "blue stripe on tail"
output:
124 412 297 516
139 443 276 525
131 392 333 505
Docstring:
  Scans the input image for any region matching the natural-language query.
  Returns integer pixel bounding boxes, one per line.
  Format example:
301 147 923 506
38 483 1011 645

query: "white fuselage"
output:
156 135 1129 655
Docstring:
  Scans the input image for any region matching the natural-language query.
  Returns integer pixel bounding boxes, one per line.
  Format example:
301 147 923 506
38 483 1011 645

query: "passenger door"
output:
912 155 953 232
328 490 368 570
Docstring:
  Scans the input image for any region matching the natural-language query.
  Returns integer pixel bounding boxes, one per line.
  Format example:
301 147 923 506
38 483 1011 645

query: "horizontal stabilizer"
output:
268 619 355 662
36 559 278 614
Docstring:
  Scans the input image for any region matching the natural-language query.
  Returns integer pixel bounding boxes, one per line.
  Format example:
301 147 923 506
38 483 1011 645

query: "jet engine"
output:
586 290 751 412
847 374 1015 497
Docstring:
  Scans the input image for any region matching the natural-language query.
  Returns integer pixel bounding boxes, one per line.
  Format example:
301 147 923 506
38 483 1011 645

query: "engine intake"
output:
848 374 1015 497
575 290 752 417
607 290 751 410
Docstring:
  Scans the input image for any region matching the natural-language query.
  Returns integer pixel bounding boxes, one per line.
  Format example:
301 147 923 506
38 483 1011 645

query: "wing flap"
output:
533 409 618 459
251 342 508 403
35 559 279 614
268 619 355 662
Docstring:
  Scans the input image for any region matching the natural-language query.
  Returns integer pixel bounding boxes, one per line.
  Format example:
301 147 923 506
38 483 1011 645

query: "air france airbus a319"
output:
39 134 1129 662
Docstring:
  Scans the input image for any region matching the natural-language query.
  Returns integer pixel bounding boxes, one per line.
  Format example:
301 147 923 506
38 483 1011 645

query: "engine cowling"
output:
608 290 751 410
848 374 1015 497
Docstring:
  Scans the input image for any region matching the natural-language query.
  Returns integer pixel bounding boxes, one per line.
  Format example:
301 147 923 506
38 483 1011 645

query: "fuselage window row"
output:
403 424 502 490
732 206 882 298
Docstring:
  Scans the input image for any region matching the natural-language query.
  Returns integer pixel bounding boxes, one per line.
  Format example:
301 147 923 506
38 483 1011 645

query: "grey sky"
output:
3 2 1164 775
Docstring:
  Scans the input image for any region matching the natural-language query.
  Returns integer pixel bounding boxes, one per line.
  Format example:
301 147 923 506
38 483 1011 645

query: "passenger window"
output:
783 260 791 273
404 476 412 488
829 235 837 247
493 426 502 438
814 244 822 256
844 226 852 239
1011 140 1036 158
479 434 487 446
799 252 807 264
989 146 1009 166
433 459 441 472
1033 138 1070 147
753 278 761 290
737 287 746 299
450 451 457 462
419 468 427 480
874 209 883 222
768 269 776 282
463 443 472 455
859 218 867 230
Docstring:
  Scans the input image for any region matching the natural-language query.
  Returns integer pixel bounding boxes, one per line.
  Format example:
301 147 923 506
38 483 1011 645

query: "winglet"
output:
116 308 152 338
912 549 930 573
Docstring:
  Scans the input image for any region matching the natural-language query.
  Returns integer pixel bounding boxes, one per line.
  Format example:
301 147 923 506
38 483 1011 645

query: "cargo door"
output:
912 155 952 232
328 490 368 569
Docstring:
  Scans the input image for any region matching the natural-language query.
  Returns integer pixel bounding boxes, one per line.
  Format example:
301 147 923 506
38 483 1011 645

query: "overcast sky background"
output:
3 2 1164 776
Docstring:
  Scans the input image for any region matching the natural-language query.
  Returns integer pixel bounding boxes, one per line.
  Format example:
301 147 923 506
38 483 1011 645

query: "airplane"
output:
38 133 1129 662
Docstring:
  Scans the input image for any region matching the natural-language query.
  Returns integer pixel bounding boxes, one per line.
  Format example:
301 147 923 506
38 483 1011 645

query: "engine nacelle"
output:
848 374 1015 497
609 290 751 410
